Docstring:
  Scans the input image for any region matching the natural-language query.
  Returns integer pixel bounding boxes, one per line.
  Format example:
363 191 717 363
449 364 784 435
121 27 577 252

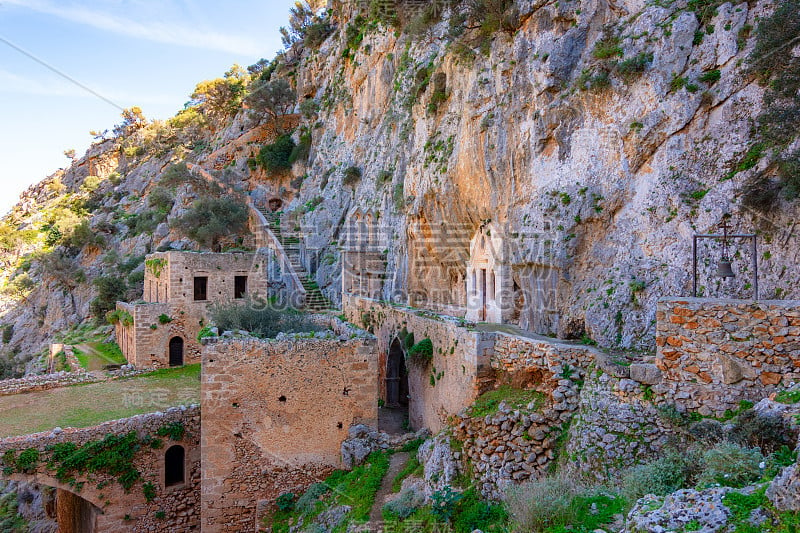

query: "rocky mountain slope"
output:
1 0 798 372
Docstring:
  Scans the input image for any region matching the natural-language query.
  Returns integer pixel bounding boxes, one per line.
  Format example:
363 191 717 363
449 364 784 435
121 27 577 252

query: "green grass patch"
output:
452 487 509 533
265 450 392 532
93 342 127 364
469 386 545 418
0 365 200 437
723 487 767 532
133 364 201 381
775 389 800 404
544 493 625 533
73 347 89 369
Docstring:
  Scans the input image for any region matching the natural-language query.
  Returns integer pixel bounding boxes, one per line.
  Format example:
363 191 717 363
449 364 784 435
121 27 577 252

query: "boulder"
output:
626 488 733 533
767 465 800 511
418 434 461 497
629 363 663 385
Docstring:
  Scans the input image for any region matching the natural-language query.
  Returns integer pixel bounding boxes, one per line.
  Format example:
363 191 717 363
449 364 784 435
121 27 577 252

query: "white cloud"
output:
3 0 266 56
0 68 173 105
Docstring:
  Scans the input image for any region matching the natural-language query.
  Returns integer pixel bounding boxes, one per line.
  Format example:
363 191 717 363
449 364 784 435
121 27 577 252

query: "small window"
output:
193 277 208 301
234 276 247 299
164 445 185 487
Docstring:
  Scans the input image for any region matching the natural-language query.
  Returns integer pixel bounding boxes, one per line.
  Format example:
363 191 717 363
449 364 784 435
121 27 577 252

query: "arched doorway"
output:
164 445 185 487
168 337 184 367
385 338 408 409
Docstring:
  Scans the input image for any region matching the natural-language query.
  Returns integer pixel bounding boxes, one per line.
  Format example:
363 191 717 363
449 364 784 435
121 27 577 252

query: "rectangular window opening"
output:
194 276 208 301
234 276 247 299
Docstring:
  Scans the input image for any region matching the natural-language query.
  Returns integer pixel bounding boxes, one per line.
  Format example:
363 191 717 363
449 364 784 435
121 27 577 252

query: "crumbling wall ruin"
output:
199 324 378 532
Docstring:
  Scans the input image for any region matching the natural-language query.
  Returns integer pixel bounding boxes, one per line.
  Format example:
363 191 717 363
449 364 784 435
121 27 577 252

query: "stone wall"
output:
116 301 203 369
454 375 583 499
451 332 600 497
0 365 146 397
656 298 800 415
343 294 492 433
0 406 200 532
200 329 378 532
491 332 599 378
142 251 271 307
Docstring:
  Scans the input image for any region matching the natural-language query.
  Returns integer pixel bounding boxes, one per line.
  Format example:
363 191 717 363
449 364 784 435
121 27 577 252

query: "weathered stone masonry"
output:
117 251 274 368
200 320 378 533
344 294 493 434
0 406 200 533
656 297 800 415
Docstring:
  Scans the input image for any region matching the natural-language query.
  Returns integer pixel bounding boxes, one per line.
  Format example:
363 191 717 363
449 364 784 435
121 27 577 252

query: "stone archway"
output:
169 336 184 367
165 445 185 487
386 338 409 409
5 474 103 533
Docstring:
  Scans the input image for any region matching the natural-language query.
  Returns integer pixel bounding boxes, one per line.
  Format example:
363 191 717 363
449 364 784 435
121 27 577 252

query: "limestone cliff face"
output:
1 0 797 365
263 0 797 348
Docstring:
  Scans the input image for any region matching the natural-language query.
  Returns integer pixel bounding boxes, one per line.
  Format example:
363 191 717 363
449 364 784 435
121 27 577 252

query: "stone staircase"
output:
257 207 331 311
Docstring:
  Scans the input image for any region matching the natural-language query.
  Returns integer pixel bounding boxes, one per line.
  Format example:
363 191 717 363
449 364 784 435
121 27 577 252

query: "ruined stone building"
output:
115 251 275 367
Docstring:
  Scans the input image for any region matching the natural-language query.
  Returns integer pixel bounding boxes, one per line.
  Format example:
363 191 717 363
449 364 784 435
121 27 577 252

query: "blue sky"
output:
0 0 294 216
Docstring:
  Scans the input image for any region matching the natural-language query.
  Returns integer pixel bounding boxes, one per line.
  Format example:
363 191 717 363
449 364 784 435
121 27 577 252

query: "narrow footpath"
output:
368 451 410 530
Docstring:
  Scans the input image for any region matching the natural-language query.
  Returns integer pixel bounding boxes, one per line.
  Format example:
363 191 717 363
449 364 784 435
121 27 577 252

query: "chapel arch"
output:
465 223 511 323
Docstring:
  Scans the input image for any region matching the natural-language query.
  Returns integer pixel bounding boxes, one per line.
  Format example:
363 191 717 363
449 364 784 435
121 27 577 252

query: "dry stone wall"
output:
656 298 800 415
563 371 678 483
0 406 200 532
454 376 583 499
200 327 378 532
0 365 146 397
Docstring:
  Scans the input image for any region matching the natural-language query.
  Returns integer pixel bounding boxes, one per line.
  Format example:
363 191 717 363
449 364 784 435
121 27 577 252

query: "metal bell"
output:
716 259 735 278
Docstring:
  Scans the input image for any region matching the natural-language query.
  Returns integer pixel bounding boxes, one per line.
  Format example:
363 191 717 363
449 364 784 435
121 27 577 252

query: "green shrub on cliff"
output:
170 196 249 251
256 134 296 174
741 0 800 207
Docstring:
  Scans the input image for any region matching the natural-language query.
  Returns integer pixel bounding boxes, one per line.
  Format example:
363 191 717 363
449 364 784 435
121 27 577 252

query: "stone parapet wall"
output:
200 334 378 532
656 298 800 415
491 332 599 377
0 406 200 532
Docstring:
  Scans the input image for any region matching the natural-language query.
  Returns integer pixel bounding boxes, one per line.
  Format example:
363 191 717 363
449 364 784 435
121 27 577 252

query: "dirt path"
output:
73 343 109 371
368 451 410 530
